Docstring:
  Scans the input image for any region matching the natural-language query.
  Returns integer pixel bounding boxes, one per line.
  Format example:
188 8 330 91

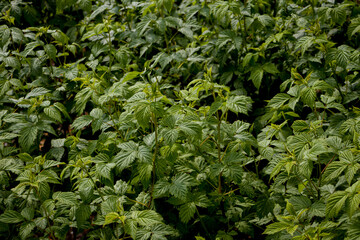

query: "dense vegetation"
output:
1 0 360 239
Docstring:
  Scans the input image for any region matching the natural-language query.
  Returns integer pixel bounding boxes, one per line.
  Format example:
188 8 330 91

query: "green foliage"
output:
1 0 360 239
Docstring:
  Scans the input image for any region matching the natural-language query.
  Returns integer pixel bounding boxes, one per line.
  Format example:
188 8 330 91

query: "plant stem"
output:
216 111 222 193
195 207 212 240
35 187 56 240
79 159 105 201
149 79 159 207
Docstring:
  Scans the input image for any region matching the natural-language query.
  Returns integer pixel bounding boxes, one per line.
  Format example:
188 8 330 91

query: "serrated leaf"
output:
96 163 113 180
53 102 70 119
322 161 347 183
295 36 315 55
53 192 77 206
121 71 141 83
19 221 36 239
25 87 50 99
4 56 21 70
131 210 163 226
179 202 196 223
135 102 151 129
79 178 94 203
226 95 252 115
89 4 109 20
72 115 93 131
44 44 57 60
0 133 19 141
38 181 50 200
263 62 279 75
161 128 178 145
268 93 291 109
169 174 195 200
326 191 347 218
104 212 120 225
113 151 137 171
291 120 309 132
264 221 291 235
0 210 24 223
19 126 38 151
288 196 311 211
300 87 316 107
44 106 62 122
249 67 263 89
178 122 202 139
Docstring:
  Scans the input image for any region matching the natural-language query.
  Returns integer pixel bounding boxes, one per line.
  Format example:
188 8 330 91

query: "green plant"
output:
1 0 360 239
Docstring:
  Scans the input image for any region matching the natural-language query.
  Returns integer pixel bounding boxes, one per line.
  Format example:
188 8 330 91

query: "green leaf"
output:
121 71 141 83
322 161 347 183
291 120 309 132
135 102 151 129
163 0 174 12
89 4 109 20
287 133 311 156
288 196 311 211
25 87 50 99
330 6 347 25
18 153 33 162
226 96 252 115
76 204 91 229
104 212 120 225
326 191 348 218
19 221 36 239
295 36 315 55
170 174 195 200
0 210 24 223
348 17 360 37
136 224 177 240
54 102 70 119
4 56 20 70
96 163 114 180
257 14 274 27
349 193 360 218
19 126 38 151
263 62 279 75
131 210 163 226
326 45 351 68
21 208 34 221
113 151 137 171
72 115 93 131
264 221 291 235
51 31 69 44
249 67 263 89
38 181 50 200
268 93 291 109
300 87 316 107
44 44 57 60
178 122 202 139
53 192 77 206
179 202 196 223
308 202 325 218
79 178 94 203
44 106 62 122
125 219 137 239
0 133 19 142
161 128 179 145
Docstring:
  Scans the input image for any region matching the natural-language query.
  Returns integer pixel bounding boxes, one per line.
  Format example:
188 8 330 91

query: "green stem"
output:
149 81 159 207
79 160 105 201
34 187 56 240
148 113 158 208
195 207 212 240
216 111 222 194
106 19 113 77
107 101 123 139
